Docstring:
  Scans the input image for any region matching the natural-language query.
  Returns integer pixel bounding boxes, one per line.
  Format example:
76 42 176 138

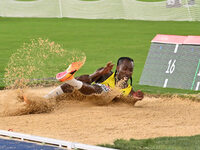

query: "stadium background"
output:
0 0 200 21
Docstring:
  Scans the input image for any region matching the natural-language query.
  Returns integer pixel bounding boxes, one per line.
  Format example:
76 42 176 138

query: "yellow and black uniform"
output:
95 72 132 96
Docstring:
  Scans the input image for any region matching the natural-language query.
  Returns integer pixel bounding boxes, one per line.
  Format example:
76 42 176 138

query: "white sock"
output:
65 78 83 90
44 86 64 99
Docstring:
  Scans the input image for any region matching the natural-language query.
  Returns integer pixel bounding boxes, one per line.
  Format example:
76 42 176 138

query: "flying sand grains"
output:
1 38 86 116
4 38 86 89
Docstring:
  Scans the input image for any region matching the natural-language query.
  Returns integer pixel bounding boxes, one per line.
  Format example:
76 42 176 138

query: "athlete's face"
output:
116 60 134 81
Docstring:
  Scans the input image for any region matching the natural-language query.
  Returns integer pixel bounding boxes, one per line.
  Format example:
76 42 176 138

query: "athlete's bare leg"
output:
61 75 102 95
44 74 103 99
44 62 114 99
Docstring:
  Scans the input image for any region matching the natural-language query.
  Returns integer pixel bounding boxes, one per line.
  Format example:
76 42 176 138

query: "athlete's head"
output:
114 57 134 85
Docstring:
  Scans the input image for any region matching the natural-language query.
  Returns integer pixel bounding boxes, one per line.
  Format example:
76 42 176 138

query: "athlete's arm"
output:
89 62 114 82
75 62 114 84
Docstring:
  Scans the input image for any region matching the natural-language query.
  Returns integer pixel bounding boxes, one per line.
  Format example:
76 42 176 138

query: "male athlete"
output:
44 57 144 103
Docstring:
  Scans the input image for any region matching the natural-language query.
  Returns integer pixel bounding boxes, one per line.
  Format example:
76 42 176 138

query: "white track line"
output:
0 130 118 150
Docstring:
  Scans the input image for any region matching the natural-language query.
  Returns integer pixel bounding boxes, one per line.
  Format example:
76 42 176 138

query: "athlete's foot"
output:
56 61 83 82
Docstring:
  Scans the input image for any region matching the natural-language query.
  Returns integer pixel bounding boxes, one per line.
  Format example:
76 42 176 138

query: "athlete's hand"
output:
90 62 114 82
99 62 114 75
132 90 144 100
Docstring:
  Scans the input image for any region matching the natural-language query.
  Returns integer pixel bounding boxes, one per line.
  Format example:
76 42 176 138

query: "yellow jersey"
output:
100 73 132 96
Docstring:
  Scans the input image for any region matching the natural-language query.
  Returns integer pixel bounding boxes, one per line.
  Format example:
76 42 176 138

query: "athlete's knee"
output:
77 83 100 95
61 83 74 93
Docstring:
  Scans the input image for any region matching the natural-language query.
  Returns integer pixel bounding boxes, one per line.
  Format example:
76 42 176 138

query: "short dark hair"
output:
114 57 134 86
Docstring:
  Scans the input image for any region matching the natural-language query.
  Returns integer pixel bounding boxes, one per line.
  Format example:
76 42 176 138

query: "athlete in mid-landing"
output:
43 57 144 104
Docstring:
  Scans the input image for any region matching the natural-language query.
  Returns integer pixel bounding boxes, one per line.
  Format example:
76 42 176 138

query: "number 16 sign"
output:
139 34 200 90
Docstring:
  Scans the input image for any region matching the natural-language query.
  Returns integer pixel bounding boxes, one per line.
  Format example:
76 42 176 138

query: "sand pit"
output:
0 87 200 145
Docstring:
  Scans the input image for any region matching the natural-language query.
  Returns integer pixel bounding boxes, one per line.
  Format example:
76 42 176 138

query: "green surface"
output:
0 18 200 93
137 0 165 2
101 135 200 150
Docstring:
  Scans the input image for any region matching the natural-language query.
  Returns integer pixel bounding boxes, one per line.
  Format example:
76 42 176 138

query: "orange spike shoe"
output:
56 61 84 82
